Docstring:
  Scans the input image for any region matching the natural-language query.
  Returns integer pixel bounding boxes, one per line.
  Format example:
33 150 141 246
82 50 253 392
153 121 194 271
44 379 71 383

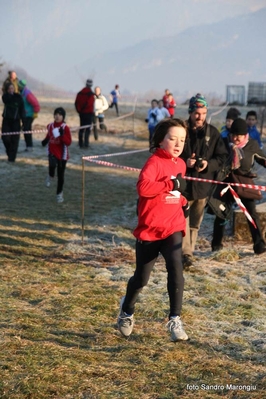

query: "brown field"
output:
0 98 265 398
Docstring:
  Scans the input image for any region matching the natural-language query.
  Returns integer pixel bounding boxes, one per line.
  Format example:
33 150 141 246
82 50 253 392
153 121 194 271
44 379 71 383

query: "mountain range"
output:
51 8 266 100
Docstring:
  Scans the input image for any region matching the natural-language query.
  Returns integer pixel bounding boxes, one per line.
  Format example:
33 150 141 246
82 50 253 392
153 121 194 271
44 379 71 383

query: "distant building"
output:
226 85 245 105
247 82 266 105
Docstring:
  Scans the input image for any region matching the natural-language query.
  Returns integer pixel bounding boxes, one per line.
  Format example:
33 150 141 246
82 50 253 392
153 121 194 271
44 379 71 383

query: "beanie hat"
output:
226 107 241 120
86 79 93 87
18 79 27 89
188 93 208 113
54 107 66 120
230 118 248 135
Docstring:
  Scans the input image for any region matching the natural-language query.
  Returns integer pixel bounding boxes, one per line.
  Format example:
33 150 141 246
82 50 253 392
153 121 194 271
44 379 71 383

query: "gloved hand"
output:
59 126 64 136
41 137 49 147
182 202 190 218
172 173 187 193
33 112 38 119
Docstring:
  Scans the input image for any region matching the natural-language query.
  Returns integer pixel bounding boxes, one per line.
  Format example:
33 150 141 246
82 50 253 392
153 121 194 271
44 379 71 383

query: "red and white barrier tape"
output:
0 123 94 136
185 176 266 192
84 158 141 172
221 185 257 228
83 148 148 160
1 112 135 136
83 152 265 227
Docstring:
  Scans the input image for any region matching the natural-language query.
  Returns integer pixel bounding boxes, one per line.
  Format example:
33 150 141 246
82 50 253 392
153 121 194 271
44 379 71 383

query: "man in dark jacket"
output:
180 93 228 267
75 79 95 148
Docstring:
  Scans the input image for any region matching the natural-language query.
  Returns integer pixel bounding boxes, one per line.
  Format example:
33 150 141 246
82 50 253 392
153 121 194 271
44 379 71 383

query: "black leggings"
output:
49 157 67 194
110 102 119 116
123 231 184 318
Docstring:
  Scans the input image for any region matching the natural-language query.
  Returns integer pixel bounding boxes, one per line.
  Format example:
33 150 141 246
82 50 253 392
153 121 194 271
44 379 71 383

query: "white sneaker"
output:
57 192 64 203
46 176 51 188
167 316 188 341
117 296 134 337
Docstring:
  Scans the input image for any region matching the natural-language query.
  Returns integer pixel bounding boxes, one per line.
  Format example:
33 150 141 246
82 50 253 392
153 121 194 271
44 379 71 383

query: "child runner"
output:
146 99 159 143
42 107 72 203
117 118 190 342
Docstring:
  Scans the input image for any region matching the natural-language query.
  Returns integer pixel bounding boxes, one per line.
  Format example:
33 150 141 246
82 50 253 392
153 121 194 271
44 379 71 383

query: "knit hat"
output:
226 107 241 120
188 93 208 113
86 79 93 87
230 118 248 135
18 79 27 89
54 107 66 120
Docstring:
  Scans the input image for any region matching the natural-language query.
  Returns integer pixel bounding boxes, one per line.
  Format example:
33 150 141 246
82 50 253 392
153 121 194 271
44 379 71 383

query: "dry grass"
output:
0 100 265 398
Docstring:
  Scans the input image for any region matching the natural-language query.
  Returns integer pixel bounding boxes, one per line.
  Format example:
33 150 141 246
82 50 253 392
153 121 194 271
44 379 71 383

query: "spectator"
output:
75 79 95 148
2 70 19 94
1 83 25 162
211 118 266 255
41 107 72 203
246 110 263 149
180 93 228 268
117 118 189 341
109 84 120 117
18 79 40 152
220 107 241 139
146 99 159 143
157 99 170 122
93 86 109 139
167 93 176 118
162 89 170 109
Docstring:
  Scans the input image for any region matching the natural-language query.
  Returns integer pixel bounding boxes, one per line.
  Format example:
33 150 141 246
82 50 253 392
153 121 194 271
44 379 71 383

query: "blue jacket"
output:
248 125 263 149
147 107 159 129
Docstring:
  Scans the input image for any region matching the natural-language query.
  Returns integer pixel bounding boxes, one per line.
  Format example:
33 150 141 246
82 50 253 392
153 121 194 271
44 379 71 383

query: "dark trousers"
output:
110 102 119 116
1 118 21 162
79 113 94 147
93 115 107 140
48 155 67 194
123 231 184 318
148 125 156 143
22 117 34 148
212 198 265 252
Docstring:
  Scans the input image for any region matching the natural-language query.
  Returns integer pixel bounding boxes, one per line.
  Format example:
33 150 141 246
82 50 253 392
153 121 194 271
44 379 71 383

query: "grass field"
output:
0 100 265 398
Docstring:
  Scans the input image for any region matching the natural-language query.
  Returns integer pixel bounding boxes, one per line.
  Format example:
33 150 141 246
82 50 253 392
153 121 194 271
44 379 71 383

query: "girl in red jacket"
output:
42 107 72 203
117 118 190 342
167 93 176 118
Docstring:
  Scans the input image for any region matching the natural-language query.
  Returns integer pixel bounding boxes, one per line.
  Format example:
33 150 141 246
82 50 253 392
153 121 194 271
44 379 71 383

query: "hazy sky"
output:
1 0 266 90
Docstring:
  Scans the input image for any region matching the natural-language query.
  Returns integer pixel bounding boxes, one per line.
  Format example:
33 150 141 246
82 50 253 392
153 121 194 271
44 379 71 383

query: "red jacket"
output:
43 121 72 160
162 94 169 109
168 98 176 116
75 87 94 114
134 148 187 241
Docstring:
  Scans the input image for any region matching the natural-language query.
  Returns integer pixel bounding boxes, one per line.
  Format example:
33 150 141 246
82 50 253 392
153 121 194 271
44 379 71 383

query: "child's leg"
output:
160 231 184 318
56 160 67 195
122 239 160 315
48 154 57 177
